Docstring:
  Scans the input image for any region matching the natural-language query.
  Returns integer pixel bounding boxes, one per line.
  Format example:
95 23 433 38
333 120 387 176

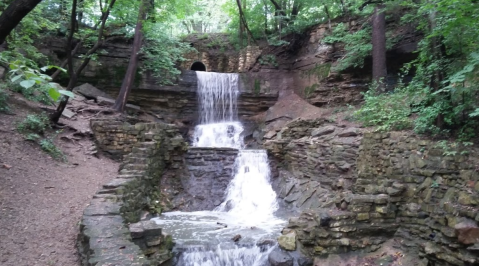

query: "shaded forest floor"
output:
0 93 119 266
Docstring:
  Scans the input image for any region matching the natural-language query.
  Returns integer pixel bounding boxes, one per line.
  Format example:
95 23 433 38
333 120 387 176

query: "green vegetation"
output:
39 138 66 161
304 84 318 98
349 0 479 142
254 79 261 95
0 51 70 104
323 24 373 72
16 113 65 160
258 54 278 67
0 0 477 141
17 113 51 134
354 87 412 132
0 85 9 113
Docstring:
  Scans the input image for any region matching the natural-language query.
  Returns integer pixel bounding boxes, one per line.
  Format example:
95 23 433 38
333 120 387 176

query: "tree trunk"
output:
113 0 150 112
372 4 387 92
0 0 43 45
236 0 256 46
50 0 116 123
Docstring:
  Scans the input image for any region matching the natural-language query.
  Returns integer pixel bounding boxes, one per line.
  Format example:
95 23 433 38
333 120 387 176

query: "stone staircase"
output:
78 125 186 266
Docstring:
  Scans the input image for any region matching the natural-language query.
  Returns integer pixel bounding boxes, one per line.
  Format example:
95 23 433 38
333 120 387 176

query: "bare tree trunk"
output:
372 4 387 92
113 0 150 112
324 5 332 32
50 0 116 123
0 0 43 45
428 10 447 128
290 0 301 25
236 0 256 46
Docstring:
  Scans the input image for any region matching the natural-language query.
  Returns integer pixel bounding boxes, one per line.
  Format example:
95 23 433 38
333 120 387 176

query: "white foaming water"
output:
154 71 284 266
176 244 276 266
193 72 241 148
215 150 278 224
196 72 239 124
192 122 244 149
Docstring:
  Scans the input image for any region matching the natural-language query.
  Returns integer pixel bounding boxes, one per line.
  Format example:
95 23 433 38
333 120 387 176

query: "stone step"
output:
119 169 145 175
130 147 153 155
117 174 143 179
123 157 148 164
122 163 148 171
136 141 156 147
103 178 133 189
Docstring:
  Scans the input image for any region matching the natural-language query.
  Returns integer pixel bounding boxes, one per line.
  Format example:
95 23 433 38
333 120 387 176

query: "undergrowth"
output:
16 113 66 161
17 113 50 134
0 86 9 113
354 87 412 132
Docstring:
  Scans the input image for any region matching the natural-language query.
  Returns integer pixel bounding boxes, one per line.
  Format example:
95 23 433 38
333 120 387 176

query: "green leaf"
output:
19 79 36 89
48 87 61 101
10 75 22 83
58 90 75 98
470 108 479 117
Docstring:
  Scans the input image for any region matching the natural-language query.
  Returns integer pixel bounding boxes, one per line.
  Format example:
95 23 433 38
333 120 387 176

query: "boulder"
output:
278 231 296 251
338 127 359 137
311 126 335 137
268 249 293 266
264 130 277 139
455 219 479 245
73 83 113 100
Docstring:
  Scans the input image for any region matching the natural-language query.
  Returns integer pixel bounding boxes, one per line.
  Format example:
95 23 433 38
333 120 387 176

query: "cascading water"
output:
193 72 244 149
153 71 285 266
216 150 278 224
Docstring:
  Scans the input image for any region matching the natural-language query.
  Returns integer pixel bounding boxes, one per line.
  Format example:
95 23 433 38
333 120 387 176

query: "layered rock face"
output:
176 147 239 211
267 121 479 266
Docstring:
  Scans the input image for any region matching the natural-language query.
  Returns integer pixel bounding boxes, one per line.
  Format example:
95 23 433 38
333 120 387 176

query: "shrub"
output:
0 86 9 113
354 88 412 131
39 138 65 161
17 113 50 134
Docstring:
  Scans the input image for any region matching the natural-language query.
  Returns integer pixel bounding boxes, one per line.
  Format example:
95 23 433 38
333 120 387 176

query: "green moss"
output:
304 84 319 97
254 79 261 95
301 63 331 80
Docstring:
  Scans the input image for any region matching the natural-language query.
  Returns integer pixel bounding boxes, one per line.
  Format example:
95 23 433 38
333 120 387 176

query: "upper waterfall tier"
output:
196 72 239 124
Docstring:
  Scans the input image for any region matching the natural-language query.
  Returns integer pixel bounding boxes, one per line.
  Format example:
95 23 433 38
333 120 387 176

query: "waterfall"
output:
193 72 243 149
153 71 284 266
215 150 278 223
196 72 239 124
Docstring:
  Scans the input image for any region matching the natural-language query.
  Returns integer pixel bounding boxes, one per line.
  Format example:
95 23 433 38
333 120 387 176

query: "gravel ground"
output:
0 96 119 266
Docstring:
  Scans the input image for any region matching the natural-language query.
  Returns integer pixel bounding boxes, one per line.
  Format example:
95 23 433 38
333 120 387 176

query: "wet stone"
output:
268 248 293 266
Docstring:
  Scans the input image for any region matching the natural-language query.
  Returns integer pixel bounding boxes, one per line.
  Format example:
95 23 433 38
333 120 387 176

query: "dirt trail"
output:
0 95 119 266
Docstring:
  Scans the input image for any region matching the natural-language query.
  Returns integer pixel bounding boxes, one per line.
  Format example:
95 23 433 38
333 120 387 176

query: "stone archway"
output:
190 61 206 71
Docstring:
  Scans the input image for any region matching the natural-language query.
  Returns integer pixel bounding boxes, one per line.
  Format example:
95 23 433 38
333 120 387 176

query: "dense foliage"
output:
353 0 479 141
1 0 478 140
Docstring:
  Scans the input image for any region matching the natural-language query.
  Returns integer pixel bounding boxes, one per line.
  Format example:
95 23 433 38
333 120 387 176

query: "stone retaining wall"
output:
265 119 361 211
79 120 187 265
90 119 180 159
356 132 479 265
273 127 479 266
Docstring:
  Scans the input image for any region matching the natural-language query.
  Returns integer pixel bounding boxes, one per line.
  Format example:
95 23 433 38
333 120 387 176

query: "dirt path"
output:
0 97 119 266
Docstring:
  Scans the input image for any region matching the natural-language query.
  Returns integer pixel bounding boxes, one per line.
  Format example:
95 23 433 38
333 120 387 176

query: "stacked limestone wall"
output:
90 119 180 159
79 120 187 265
356 132 479 265
267 119 479 265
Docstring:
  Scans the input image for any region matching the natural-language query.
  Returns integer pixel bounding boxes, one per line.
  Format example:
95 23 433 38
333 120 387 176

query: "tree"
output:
50 0 116 123
371 4 386 91
113 0 151 112
0 0 43 45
